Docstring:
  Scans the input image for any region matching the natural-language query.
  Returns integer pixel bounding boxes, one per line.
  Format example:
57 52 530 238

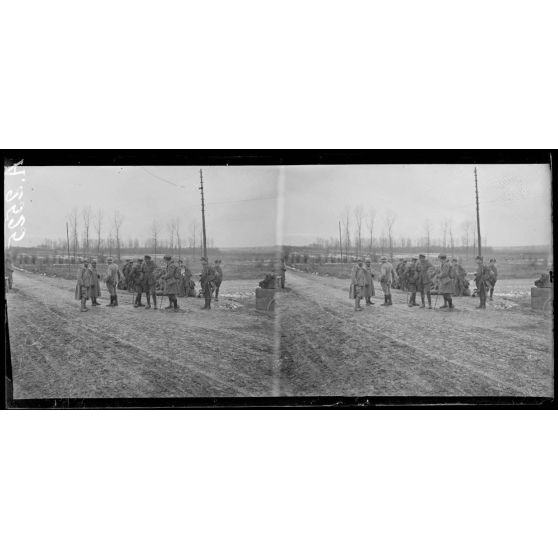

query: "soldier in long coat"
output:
75 261 95 312
488 258 498 300
89 260 102 305
405 257 420 307
451 257 467 296
396 259 407 291
475 256 493 309
416 254 434 309
214 259 224 300
162 254 180 311
379 256 397 306
437 254 455 310
182 261 194 296
122 258 134 291
176 260 187 297
130 258 145 307
141 255 158 309
349 258 367 311
363 257 375 305
104 257 122 306
200 257 217 309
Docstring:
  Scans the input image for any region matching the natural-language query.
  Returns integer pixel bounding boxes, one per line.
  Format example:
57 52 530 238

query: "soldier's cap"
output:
107 257 113 262
137 258 143 262
438 254 447 259
144 255 151 260
419 254 426 258
163 254 171 260
475 255 483 261
411 256 418 260
490 258 496 263
201 257 208 263
380 256 387 261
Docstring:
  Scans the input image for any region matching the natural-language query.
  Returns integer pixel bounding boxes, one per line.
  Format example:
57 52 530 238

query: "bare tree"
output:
167 221 176 255
342 207 351 259
68 207 79 260
353 205 364 257
93 208 103 256
424 219 432 255
81 206 92 257
367 209 376 256
449 220 455 257
461 221 472 262
113 210 124 262
441 219 449 249
175 218 181 261
385 211 396 260
151 220 160 262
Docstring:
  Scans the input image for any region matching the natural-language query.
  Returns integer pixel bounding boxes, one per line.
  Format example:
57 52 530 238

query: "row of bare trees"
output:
63 207 207 262
313 207 486 260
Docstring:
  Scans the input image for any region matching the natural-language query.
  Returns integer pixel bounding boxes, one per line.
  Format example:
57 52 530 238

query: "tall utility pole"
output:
66 222 71 273
338 221 343 261
475 167 482 258
200 169 207 260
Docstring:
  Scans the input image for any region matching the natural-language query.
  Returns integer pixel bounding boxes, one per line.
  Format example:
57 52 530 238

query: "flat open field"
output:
6 266 554 399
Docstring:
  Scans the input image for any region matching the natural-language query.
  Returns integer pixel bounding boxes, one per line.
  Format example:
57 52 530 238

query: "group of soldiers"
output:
75 255 223 313
350 254 498 312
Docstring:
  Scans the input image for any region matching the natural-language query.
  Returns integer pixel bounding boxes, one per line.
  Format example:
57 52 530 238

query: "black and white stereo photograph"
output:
3 154 554 405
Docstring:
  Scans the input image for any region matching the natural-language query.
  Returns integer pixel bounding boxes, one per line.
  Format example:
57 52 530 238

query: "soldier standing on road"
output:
130 258 145 308
122 258 134 291
363 257 375 305
451 257 467 296
349 257 366 311
405 257 420 307
417 254 434 309
183 260 194 297
396 258 407 291
474 256 492 309
104 257 122 306
214 259 224 300
437 254 455 310
488 258 498 300
75 260 94 312
200 257 216 309
141 255 158 309
90 260 102 306
379 256 397 306
162 255 180 311
176 260 187 297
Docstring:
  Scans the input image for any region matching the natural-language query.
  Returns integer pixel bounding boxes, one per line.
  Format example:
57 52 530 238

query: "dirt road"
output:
7 270 277 398
275 270 553 397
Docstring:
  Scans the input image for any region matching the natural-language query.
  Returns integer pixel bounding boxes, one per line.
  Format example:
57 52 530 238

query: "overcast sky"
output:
282 164 552 247
4 163 552 248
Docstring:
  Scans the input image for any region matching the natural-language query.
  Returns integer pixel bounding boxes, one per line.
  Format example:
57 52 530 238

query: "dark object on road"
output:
259 273 277 289
534 273 551 288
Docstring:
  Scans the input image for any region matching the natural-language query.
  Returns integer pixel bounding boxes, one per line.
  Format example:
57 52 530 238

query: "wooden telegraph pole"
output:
200 169 207 260
66 222 71 274
338 221 343 261
475 167 482 258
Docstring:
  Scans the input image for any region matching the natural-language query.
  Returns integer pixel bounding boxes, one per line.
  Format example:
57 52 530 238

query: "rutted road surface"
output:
6 269 554 399
7 270 277 398
275 270 553 397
